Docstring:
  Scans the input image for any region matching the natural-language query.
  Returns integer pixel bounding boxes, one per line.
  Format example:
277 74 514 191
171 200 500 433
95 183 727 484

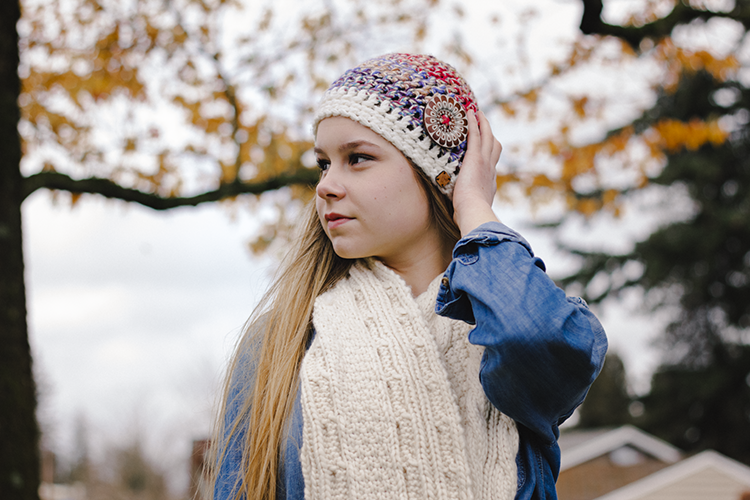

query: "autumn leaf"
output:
571 96 588 119
647 118 728 154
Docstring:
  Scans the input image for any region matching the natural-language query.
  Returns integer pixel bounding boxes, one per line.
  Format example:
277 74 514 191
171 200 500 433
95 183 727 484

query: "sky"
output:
19 0 680 494
24 192 270 485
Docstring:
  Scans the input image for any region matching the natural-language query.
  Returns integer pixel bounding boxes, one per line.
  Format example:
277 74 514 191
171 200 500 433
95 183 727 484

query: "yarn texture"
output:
300 260 518 500
312 53 478 197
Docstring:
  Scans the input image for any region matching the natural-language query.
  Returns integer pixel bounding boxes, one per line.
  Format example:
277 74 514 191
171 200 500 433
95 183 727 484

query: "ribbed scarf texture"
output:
300 260 518 500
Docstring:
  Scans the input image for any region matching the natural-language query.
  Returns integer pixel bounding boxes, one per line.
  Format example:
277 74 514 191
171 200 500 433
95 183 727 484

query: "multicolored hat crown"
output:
313 53 478 197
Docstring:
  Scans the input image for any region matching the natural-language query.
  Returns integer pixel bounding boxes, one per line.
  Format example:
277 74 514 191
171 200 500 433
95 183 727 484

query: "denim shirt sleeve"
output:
435 221 608 444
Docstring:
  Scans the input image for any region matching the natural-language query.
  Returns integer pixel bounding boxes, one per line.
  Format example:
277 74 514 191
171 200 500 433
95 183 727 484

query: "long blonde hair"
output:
210 162 460 500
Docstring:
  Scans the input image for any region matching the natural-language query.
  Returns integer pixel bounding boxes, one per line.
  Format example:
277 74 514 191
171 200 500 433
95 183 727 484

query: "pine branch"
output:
21 169 319 210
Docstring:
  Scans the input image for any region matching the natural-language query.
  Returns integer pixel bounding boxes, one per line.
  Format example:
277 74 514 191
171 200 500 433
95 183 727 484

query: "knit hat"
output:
313 53 478 198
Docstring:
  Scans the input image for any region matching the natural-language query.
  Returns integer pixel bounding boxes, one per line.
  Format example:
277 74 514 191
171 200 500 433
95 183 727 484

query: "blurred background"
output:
3 0 750 498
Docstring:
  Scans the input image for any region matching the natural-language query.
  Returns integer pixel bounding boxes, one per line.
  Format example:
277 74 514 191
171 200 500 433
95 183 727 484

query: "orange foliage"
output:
496 173 520 191
646 118 727 154
499 101 517 118
570 196 600 217
525 113 727 217
561 144 598 180
16 0 737 226
19 0 449 222
529 174 557 191
494 3 737 219
653 38 739 93
571 96 588 119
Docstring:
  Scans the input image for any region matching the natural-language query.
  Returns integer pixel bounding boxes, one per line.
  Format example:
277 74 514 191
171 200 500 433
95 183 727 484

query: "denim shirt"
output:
215 222 608 500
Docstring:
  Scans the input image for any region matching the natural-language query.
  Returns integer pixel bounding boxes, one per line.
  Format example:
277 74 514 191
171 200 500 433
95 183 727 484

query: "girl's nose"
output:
316 166 346 200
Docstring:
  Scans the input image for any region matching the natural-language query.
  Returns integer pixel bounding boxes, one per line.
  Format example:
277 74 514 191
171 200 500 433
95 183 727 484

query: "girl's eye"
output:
316 158 330 172
350 154 372 165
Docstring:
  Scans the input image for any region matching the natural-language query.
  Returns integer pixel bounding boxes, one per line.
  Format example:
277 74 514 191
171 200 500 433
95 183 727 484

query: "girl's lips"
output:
325 213 353 229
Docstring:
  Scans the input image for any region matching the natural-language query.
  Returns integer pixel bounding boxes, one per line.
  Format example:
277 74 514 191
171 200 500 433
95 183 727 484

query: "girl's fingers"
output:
474 111 502 167
492 137 503 166
460 109 500 197
452 110 501 233
477 111 495 160
466 110 481 157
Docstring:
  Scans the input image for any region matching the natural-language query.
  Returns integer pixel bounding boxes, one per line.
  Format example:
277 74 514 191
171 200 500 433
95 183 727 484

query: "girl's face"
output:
315 117 443 267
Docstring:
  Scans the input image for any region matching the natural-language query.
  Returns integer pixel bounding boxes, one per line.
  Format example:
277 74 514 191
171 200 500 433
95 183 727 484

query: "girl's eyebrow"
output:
314 140 380 155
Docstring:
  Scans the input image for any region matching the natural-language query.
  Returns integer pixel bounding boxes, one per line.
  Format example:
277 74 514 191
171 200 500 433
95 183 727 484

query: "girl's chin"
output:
332 248 368 260
329 241 373 261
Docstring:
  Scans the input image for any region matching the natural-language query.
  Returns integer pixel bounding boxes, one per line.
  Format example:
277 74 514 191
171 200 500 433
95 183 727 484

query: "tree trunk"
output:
0 1 40 499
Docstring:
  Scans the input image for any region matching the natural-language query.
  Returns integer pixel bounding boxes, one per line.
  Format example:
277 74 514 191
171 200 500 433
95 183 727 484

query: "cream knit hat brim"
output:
313 53 477 197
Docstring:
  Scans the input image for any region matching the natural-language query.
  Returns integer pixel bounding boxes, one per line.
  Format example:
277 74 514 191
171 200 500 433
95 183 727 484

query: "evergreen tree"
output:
577 353 633 429
566 1 750 463
634 343 750 464
562 68 750 362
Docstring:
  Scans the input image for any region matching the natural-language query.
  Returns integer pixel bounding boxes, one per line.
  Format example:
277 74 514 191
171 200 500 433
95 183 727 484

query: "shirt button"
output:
441 277 449 288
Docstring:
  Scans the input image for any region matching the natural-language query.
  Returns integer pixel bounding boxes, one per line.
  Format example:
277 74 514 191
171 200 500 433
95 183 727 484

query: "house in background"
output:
557 425 682 500
558 425 750 500
39 447 85 500
595 450 750 500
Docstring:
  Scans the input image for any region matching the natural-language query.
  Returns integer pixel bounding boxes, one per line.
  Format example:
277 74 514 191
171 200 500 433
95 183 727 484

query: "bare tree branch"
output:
21 169 319 209
579 0 745 48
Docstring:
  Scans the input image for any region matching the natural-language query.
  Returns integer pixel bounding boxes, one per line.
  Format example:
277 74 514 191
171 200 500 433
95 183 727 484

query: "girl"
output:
212 53 607 500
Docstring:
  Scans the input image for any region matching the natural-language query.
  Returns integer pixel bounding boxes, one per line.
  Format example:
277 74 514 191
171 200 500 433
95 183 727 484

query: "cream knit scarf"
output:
300 260 518 500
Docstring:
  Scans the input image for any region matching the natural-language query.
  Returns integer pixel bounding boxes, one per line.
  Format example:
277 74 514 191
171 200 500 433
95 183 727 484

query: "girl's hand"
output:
452 110 502 236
